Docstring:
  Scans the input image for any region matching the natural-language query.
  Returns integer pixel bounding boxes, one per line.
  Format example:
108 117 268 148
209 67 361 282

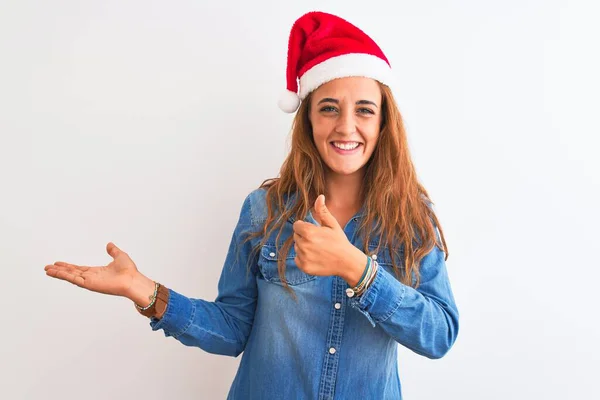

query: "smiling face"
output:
309 76 383 178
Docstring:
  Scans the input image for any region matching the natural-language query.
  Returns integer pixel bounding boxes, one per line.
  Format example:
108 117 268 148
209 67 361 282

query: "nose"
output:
334 108 357 136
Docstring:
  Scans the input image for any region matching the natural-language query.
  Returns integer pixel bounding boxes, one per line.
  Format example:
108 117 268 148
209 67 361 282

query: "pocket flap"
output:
258 244 315 286
260 244 295 261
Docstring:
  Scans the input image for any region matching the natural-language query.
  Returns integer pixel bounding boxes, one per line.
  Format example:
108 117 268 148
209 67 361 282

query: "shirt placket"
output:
318 275 347 400
317 218 362 400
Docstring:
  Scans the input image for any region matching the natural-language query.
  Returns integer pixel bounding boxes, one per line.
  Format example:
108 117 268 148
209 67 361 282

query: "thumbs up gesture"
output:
292 194 367 284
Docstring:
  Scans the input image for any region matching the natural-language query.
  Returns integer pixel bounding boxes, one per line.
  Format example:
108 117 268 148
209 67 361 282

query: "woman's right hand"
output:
44 242 141 299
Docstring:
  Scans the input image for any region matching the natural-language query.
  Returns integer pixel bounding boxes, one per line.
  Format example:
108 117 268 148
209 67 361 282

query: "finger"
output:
293 220 314 238
52 261 79 268
47 262 89 273
313 194 340 229
45 264 85 278
46 267 85 287
106 242 124 259
293 232 303 242
293 240 305 257
292 220 304 232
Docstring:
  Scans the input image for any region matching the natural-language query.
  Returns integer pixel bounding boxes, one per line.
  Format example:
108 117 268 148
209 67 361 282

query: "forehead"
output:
312 76 382 102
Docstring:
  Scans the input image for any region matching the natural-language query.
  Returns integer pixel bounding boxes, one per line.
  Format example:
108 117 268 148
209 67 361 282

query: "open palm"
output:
44 242 139 297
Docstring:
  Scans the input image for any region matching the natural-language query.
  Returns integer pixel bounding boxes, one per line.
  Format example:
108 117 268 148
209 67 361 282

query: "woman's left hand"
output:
292 194 367 284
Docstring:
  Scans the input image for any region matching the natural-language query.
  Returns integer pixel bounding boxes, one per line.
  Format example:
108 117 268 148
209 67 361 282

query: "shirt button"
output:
334 303 341 309
372 254 378 260
269 252 275 257
329 347 336 354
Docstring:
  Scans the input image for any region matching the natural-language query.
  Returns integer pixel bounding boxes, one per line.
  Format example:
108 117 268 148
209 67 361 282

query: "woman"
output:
44 11 459 399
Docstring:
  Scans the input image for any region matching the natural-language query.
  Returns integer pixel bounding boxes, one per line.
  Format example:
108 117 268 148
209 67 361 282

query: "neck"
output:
324 168 365 210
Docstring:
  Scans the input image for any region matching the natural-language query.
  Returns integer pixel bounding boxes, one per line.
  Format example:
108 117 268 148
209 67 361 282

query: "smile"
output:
330 141 363 154
331 141 361 150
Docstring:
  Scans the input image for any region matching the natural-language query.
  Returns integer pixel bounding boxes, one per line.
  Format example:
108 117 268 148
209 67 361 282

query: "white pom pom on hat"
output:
278 89 301 113
278 11 396 113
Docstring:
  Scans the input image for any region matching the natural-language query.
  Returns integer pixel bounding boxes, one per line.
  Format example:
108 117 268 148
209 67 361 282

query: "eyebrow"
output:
317 97 378 108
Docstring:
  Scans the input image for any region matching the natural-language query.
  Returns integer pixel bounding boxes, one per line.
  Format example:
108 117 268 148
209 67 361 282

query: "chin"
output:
326 163 366 176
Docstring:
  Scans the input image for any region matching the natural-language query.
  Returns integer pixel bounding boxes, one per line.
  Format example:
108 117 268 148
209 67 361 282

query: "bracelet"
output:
357 260 378 296
355 256 371 286
135 281 159 311
353 256 373 294
346 257 379 298
354 260 378 297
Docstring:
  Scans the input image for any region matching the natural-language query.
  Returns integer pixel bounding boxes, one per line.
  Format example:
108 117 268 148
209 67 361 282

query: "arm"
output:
129 194 259 357
345 240 459 359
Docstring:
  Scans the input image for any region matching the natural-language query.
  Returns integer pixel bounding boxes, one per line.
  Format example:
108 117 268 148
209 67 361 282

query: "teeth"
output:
333 142 360 150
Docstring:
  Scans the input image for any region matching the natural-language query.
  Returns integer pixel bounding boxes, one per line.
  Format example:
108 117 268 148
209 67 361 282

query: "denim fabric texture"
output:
149 188 459 399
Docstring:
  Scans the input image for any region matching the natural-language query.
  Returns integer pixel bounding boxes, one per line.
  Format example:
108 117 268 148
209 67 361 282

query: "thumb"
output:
313 194 340 229
106 242 123 259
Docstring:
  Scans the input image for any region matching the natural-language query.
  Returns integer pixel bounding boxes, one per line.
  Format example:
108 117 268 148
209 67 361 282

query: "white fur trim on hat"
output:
298 53 395 99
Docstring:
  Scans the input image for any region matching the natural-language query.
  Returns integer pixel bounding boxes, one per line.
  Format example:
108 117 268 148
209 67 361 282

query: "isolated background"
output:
2 0 599 399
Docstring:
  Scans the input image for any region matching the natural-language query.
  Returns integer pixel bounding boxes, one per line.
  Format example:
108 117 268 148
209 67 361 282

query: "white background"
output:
1 0 599 399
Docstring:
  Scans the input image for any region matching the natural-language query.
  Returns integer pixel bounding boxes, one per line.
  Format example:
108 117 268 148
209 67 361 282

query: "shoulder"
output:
242 186 297 225
246 186 268 204
240 187 269 225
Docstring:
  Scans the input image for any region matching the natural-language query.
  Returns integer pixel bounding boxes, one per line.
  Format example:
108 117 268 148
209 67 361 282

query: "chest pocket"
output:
258 244 317 286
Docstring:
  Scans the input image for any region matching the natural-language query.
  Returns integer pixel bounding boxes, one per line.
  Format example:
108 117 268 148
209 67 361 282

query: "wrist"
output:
339 248 368 287
127 272 157 307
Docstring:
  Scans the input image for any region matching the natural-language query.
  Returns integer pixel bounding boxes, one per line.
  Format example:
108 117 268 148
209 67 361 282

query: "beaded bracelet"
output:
135 281 159 311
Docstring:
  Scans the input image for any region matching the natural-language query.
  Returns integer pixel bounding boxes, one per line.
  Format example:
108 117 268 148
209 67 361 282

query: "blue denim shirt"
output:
149 188 459 399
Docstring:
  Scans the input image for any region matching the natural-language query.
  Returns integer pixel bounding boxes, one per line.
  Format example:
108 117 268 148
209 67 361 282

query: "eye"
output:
358 108 375 115
320 106 338 113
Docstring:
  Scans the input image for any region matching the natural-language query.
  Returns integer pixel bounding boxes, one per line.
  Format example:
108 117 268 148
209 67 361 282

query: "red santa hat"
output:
278 11 396 113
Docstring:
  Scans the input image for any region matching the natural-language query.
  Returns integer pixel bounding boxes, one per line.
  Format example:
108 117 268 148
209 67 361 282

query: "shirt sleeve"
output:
348 237 459 359
148 193 259 358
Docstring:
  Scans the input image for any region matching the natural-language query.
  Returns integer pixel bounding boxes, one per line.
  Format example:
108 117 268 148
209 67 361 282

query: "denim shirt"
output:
149 188 459 399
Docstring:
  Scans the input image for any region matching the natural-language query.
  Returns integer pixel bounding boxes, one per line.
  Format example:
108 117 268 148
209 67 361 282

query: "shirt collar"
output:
286 192 367 224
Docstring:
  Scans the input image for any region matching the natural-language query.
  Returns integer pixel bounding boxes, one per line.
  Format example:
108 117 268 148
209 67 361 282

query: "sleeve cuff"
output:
348 265 406 327
149 288 196 338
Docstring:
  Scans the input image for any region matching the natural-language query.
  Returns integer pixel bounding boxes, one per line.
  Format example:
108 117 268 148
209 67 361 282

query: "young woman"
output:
44 11 459 399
